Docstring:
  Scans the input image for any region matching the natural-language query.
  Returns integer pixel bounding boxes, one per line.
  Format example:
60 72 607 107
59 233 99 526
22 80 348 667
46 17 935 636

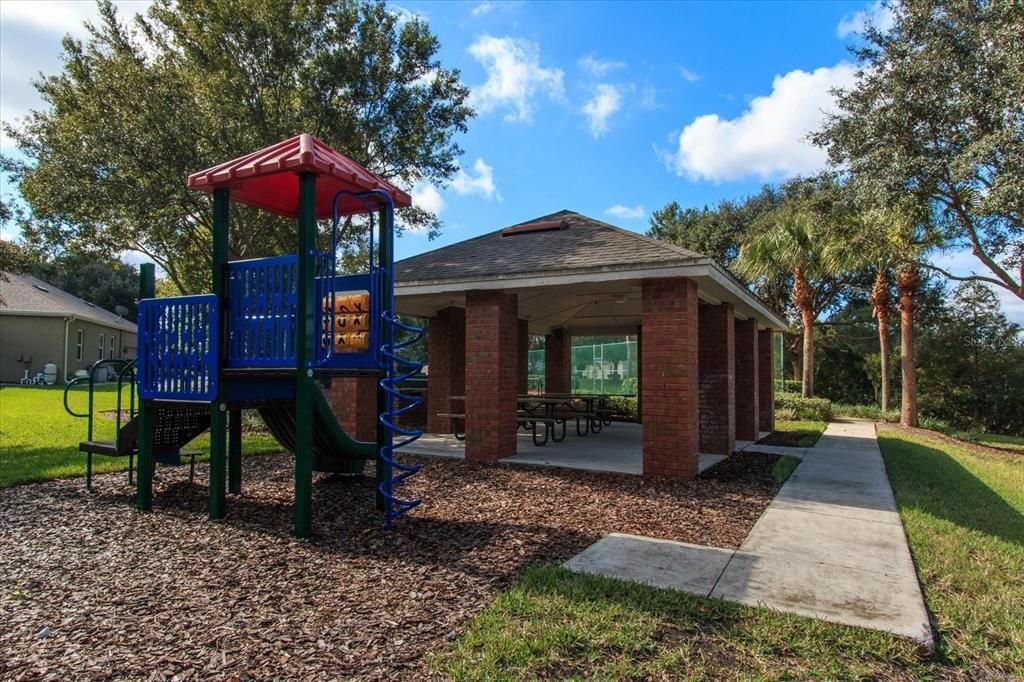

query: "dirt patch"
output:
877 423 1024 460
0 452 783 679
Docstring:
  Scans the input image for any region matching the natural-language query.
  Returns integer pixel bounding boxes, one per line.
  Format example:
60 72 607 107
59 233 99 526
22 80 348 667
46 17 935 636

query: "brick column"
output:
734 318 759 441
426 307 465 434
518 319 530 394
641 277 699 478
699 303 735 456
758 329 775 433
465 291 518 461
325 377 377 441
544 327 571 394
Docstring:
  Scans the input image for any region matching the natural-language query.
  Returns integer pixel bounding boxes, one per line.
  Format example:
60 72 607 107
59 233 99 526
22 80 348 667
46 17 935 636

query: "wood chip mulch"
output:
1 451 784 680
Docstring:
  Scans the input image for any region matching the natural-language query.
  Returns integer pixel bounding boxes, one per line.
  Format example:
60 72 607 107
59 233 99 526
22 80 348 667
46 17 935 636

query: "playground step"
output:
79 440 122 456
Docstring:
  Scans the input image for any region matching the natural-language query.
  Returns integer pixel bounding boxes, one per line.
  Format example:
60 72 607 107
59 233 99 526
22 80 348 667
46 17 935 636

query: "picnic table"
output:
435 393 627 445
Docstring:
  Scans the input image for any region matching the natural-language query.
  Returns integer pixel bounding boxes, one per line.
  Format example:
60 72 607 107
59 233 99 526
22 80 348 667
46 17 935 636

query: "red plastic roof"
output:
186 134 412 218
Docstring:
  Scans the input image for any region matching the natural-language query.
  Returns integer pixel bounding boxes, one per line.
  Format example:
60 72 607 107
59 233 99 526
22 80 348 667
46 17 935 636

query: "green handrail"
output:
62 358 137 442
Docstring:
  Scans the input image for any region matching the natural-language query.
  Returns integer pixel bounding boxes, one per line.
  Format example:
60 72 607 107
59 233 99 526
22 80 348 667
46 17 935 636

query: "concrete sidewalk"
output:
566 420 934 649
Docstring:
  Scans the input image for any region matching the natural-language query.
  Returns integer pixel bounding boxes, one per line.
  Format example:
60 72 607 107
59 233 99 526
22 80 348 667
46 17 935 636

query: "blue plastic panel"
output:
137 294 219 401
226 255 314 368
222 255 380 371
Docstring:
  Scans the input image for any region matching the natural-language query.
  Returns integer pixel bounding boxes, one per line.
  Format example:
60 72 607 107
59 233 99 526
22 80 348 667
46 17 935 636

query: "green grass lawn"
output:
433 429 1024 679
976 433 1024 452
878 429 1024 673
0 385 282 487
760 418 827 447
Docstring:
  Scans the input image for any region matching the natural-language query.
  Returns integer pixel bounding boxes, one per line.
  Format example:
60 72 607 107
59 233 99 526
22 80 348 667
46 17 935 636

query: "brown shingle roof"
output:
395 210 706 283
0 273 137 332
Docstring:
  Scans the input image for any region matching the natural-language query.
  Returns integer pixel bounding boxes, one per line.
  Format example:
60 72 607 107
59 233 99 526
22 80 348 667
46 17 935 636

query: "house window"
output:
108 335 115 359
98 333 105 360
76 330 84 361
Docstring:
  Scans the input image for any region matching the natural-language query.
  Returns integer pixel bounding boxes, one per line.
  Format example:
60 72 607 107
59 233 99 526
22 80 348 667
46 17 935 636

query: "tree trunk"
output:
878 314 890 414
896 266 920 427
870 269 892 415
801 308 814 398
792 267 815 398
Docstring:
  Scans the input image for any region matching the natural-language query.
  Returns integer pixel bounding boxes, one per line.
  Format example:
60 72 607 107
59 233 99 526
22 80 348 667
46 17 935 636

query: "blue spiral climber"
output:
377 313 424 526
331 188 423 527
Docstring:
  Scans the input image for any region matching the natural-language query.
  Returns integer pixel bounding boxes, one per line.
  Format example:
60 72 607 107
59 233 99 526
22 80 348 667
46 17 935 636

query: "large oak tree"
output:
3 0 472 293
816 0 1024 301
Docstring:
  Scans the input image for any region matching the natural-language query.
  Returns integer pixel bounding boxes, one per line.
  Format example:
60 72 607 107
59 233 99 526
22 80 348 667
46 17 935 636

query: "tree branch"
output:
917 260 1010 289
947 194 1022 297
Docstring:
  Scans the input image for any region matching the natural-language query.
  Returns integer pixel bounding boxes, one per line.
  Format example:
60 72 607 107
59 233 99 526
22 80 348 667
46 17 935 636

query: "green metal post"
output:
375 204 392 512
228 408 242 494
135 263 156 511
209 187 229 520
294 172 317 538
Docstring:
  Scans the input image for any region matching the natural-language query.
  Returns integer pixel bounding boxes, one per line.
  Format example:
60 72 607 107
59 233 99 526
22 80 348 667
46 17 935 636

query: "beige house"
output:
0 273 137 384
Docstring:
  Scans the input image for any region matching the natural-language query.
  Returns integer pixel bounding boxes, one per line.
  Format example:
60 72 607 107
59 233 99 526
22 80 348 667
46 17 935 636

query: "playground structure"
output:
65 134 422 537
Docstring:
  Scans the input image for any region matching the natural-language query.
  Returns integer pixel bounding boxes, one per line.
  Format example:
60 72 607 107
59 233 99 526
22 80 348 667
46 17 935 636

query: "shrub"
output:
775 392 832 421
605 395 638 421
783 379 802 394
833 403 900 423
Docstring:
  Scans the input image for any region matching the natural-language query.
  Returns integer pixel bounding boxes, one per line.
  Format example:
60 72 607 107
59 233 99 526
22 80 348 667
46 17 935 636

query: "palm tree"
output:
737 206 832 397
895 263 921 426
823 203 933 426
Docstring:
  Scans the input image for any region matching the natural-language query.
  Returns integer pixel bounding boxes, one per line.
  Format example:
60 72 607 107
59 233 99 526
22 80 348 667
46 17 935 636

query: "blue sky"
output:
394 0 866 258
1 0 1020 322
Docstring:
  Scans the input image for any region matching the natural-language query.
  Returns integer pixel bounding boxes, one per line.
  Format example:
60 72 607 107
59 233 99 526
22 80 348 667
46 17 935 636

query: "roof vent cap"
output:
501 218 568 236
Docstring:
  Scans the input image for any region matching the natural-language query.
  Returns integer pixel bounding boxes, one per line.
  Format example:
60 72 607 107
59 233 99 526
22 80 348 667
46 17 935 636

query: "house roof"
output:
0 273 137 332
396 210 704 283
186 133 412 218
394 210 788 333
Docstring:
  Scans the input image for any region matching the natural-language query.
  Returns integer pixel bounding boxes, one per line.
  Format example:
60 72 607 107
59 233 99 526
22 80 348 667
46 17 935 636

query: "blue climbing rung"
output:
137 294 219 401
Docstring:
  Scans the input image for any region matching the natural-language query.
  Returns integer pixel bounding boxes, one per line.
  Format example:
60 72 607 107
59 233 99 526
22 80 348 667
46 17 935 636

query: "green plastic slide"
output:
258 389 375 474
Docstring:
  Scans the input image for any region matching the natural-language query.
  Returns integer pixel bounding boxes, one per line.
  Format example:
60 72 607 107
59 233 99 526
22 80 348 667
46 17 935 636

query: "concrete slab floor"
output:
404 423 725 475
565 420 935 651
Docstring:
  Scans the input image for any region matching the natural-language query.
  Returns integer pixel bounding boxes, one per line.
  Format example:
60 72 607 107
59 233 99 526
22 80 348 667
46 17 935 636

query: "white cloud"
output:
471 2 494 16
581 84 621 138
450 158 501 200
0 1 151 150
411 182 445 222
578 54 625 77
837 1 896 38
390 5 425 25
411 68 439 88
665 62 858 182
467 35 564 122
406 158 501 225
680 67 701 82
605 204 646 220
0 0 145 37
639 85 658 109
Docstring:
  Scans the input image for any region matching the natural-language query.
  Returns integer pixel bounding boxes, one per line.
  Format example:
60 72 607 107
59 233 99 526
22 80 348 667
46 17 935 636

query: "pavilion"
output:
332 210 788 478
